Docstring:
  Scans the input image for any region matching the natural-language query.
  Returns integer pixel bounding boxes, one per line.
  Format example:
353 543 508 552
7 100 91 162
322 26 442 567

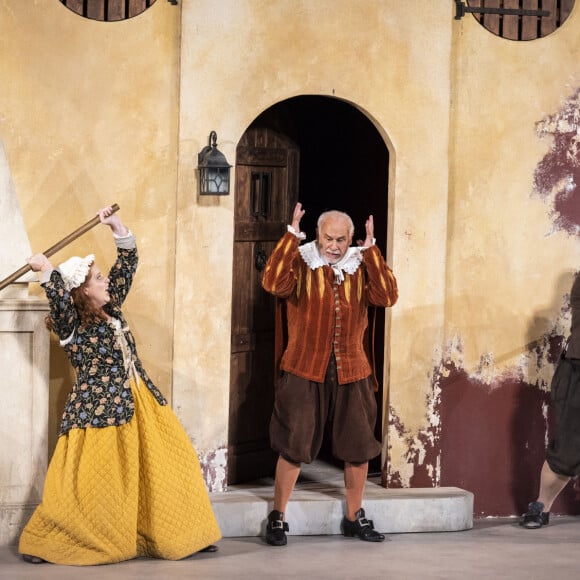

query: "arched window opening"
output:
59 0 161 22
460 0 575 40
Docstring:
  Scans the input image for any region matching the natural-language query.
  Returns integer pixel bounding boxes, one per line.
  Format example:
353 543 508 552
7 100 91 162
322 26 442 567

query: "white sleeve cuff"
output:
113 229 133 239
360 238 376 250
40 269 54 285
287 225 306 240
60 329 75 347
114 231 136 249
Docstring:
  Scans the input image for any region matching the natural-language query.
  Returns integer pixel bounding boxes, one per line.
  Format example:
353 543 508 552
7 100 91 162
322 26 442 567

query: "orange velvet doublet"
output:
262 232 398 385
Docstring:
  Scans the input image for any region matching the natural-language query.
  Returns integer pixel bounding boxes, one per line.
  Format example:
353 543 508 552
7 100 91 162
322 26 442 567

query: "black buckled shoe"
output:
341 508 385 542
180 544 219 559
520 501 550 529
266 510 289 546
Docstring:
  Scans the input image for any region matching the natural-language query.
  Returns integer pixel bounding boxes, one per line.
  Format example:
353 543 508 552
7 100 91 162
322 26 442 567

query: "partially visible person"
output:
261 202 398 546
19 206 221 565
521 271 580 528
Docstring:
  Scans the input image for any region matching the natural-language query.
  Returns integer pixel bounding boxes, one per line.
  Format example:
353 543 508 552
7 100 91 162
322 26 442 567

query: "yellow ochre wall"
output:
0 0 180 458
1 0 579 513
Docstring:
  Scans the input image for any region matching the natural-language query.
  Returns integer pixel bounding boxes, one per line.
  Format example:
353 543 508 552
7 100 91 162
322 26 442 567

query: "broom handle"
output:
0 203 120 291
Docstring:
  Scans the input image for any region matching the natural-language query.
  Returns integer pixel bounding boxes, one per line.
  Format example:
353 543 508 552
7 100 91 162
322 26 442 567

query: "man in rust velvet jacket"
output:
261 202 398 546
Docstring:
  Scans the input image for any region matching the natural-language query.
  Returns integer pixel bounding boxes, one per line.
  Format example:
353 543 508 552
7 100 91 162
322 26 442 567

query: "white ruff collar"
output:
298 241 363 285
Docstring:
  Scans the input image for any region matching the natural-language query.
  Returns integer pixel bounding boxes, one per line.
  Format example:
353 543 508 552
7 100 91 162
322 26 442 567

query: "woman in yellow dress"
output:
19 206 221 565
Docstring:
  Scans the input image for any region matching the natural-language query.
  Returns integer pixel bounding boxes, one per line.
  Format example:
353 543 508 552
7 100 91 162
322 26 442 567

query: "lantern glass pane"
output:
199 167 230 195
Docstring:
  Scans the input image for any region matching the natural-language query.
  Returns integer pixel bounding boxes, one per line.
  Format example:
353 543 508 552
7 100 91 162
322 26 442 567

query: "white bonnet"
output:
58 254 95 291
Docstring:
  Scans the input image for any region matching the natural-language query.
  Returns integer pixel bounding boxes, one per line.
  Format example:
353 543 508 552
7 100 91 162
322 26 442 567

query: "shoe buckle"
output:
357 516 370 528
271 519 285 530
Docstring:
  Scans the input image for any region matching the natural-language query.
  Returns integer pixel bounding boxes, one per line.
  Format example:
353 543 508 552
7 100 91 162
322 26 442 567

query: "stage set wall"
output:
0 0 579 518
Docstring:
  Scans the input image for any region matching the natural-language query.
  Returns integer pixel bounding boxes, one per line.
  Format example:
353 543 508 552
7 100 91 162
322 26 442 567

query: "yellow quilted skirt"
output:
19 377 222 566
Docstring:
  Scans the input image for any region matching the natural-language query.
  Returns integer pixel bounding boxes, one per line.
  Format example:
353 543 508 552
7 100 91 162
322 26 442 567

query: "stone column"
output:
0 137 50 545
0 283 49 546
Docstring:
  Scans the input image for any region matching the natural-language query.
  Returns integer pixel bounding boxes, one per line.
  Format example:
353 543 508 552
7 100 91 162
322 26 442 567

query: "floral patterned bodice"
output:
42 245 167 436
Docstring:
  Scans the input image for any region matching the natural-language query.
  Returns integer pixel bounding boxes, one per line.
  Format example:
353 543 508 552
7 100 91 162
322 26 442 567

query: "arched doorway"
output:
229 96 390 484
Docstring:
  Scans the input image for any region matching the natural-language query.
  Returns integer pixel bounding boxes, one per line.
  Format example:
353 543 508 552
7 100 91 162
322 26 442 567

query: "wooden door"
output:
228 127 299 484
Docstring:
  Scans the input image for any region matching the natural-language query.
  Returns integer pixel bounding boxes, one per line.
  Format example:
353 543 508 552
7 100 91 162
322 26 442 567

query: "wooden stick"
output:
0 204 120 291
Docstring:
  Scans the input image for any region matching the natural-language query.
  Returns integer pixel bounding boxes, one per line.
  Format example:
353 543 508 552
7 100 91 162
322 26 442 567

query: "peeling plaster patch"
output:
437 360 551 516
474 352 497 385
442 335 524 393
387 317 569 509
434 325 569 515
532 87 580 236
542 401 550 448
386 357 443 488
450 294 569 391
198 446 228 493
519 298 571 391
441 333 464 369
385 410 416 487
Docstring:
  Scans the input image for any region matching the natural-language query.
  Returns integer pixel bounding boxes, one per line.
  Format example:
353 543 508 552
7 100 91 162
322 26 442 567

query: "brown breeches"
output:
270 356 382 464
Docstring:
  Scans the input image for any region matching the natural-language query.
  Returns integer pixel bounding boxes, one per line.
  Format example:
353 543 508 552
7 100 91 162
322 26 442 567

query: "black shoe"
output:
21 554 47 564
341 508 385 542
266 510 289 546
180 544 219 559
520 501 550 529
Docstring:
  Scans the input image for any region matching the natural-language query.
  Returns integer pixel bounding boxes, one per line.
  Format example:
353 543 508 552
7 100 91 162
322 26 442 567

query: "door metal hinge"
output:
454 0 550 20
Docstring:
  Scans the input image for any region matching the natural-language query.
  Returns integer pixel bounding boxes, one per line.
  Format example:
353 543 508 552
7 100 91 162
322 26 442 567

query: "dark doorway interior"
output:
245 95 389 475
251 97 389 246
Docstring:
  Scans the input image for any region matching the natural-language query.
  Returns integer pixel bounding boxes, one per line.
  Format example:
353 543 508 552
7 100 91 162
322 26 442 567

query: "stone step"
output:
211 462 474 537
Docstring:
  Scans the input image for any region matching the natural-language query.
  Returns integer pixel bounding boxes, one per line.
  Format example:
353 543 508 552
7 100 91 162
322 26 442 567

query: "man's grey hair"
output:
317 210 355 237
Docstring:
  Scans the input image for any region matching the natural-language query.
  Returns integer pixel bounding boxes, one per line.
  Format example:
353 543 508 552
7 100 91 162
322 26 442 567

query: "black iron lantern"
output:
197 131 231 195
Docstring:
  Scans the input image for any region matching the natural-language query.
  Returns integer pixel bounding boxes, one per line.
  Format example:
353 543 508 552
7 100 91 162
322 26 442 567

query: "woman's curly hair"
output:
45 267 108 331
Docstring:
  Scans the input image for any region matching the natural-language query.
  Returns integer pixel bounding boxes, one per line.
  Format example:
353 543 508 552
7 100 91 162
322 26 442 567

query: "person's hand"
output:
97 206 128 237
291 202 305 232
357 215 374 248
27 253 52 273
